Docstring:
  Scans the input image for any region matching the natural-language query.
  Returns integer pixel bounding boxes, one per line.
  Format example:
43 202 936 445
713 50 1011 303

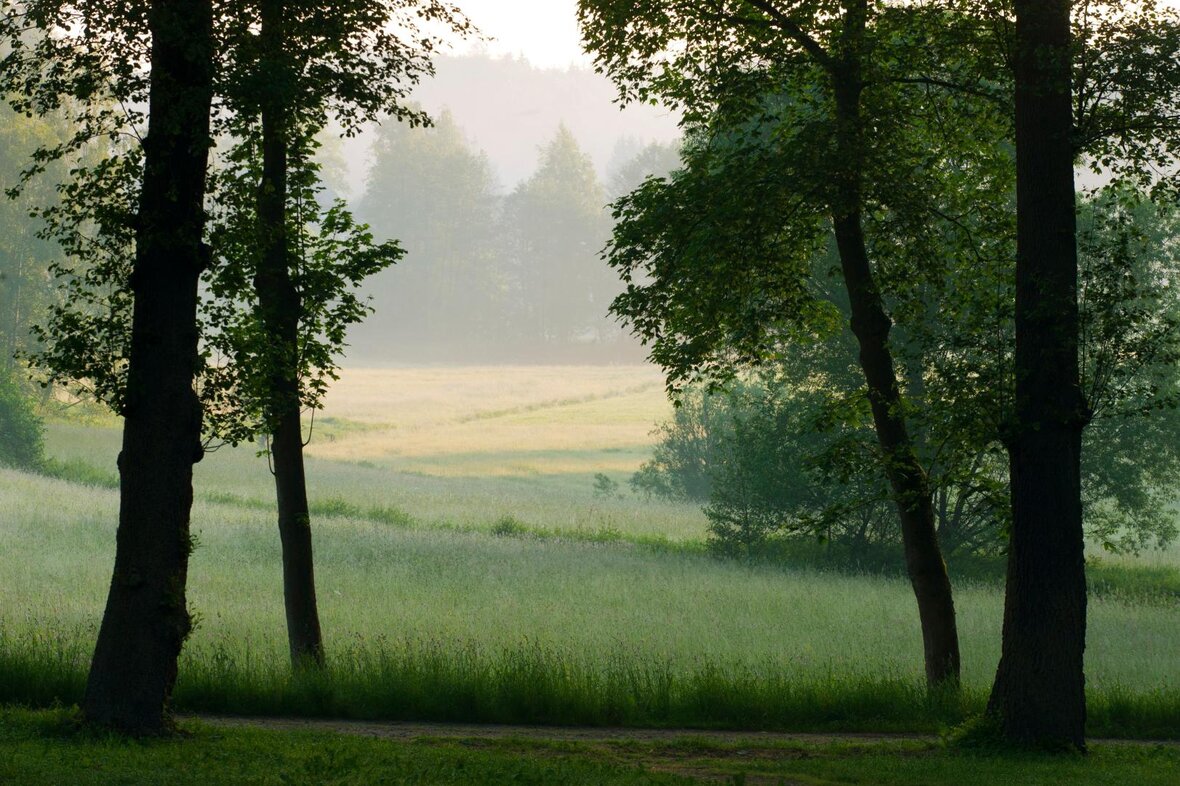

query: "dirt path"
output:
185 716 1179 785
189 714 931 746
188 714 1179 749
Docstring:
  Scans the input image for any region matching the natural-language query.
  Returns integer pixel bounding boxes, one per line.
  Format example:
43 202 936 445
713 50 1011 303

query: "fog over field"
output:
307 54 683 365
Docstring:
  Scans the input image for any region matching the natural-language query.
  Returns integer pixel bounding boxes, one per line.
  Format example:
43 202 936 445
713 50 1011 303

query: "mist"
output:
324 54 681 365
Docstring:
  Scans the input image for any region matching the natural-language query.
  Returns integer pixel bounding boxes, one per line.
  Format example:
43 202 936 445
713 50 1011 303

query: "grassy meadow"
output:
1 366 1178 736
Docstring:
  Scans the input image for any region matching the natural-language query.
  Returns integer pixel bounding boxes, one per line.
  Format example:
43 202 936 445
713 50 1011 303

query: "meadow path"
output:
190 714 1180 748
191 714 931 745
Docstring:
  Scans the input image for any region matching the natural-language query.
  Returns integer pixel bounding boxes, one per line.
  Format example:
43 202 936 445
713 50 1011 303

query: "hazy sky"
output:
450 0 590 70
449 1 1180 71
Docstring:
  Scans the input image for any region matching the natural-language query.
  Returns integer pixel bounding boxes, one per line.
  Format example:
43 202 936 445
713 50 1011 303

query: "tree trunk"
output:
257 0 325 668
987 0 1088 749
82 0 215 734
832 210 962 687
828 23 961 687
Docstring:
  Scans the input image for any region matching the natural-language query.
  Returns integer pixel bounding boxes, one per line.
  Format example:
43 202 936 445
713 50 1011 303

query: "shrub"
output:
491 515 529 537
634 375 1003 559
0 370 44 470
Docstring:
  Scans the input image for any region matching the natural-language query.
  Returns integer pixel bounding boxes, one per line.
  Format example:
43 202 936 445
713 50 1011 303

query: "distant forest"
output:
343 81 680 363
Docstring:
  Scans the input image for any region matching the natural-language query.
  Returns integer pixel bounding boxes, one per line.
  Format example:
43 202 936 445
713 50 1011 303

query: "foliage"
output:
1077 189 1180 552
505 125 616 346
630 385 749 505
606 139 682 201
1 0 468 440
581 1 1180 557
353 109 504 354
592 472 621 499
0 366 42 469
201 130 402 447
633 189 1180 557
0 107 72 370
356 119 633 359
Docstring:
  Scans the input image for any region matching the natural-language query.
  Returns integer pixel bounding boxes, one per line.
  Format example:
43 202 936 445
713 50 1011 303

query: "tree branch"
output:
743 0 835 68
886 76 1009 108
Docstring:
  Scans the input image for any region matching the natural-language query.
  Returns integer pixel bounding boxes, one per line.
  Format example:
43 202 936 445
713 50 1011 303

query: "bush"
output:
491 515 529 537
0 370 44 470
634 375 1005 559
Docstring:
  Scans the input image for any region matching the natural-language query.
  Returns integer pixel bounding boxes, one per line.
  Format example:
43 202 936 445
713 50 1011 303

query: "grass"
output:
2 708 1179 786
0 708 688 785
2 466 1177 737
3 365 1179 739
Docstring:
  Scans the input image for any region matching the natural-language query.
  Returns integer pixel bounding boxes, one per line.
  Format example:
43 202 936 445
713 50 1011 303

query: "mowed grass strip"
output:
2 708 1179 786
2 469 1177 737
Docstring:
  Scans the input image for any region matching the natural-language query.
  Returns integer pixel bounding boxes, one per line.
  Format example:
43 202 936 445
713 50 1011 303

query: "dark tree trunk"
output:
826 7 960 687
82 0 215 734
988 0 1088 749
257 0 325 668
832 210 962 687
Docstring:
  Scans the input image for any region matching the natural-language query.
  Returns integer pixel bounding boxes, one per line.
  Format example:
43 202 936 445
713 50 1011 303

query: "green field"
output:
1 367 1178 736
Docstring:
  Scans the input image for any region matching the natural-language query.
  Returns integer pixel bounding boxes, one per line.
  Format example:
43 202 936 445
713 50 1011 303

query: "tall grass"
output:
45 422 710 542
2 627 1176 738
5 366 1179 738
2 466 1178 736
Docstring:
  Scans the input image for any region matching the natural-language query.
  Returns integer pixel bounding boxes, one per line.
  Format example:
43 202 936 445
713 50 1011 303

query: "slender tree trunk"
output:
257 0 325 668
987 0 1088 749
827 14 960 686
82 0 214 734
832 210 962 687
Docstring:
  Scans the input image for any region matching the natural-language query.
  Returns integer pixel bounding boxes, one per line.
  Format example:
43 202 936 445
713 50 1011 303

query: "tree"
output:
2 0 467 720
3 0 218 732
582 0 1180 698
0 108 70 372
81 0 214 734
205 0 466 668
355 109 503 357
0 363 43 469
606 139 682 200
633 189 1180 562
986 0 1088 750
255 0 326 666
203 132 402 668
580 0 976 687
506 125 615 347
974 0 1180 749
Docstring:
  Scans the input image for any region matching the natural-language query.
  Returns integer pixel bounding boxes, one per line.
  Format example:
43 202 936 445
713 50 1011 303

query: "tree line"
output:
350 115 678 362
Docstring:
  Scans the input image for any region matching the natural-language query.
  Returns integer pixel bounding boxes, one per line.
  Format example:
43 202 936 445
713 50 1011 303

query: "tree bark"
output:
256 0 325 668
82 0 214 734
987 0 1088 749
832 209 962 687
826 6 960 687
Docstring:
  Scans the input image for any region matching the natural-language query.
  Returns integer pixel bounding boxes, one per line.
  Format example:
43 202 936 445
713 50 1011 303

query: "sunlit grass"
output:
317 366 665 425
45 420 711 542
